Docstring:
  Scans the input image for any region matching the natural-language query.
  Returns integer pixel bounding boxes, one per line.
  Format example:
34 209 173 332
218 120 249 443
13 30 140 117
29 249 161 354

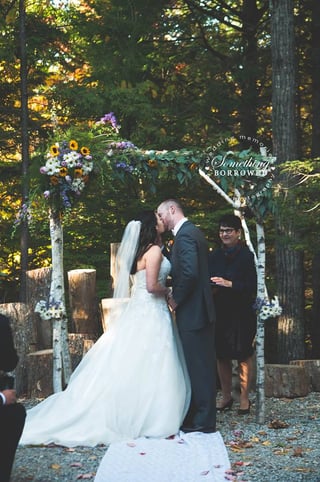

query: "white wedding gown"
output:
20 256 191 447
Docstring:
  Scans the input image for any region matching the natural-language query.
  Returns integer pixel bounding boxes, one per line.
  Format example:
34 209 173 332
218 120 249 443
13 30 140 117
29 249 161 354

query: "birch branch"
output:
199 169 238 207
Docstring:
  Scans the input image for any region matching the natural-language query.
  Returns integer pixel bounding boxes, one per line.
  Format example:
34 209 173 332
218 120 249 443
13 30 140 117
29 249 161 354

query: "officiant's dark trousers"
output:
0 403 26 482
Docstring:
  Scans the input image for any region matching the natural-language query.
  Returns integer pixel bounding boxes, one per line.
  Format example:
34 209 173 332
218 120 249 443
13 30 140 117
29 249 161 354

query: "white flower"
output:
35 299 66 320
45 158 60 175
258 296 282 320
81 160 93 174
63 151 80 168
71 178 85 193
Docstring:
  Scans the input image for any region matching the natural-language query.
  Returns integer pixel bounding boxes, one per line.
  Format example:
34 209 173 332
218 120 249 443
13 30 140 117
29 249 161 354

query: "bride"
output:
20 211 191 447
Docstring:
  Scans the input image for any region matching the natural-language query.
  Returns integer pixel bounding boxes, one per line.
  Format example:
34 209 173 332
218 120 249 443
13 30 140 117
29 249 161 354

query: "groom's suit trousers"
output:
0 403 26 482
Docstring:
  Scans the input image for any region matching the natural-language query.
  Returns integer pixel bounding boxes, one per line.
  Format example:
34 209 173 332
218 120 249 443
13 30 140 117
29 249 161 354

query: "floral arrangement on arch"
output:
40 139 93 210
35 299 66 321
254 296 282 321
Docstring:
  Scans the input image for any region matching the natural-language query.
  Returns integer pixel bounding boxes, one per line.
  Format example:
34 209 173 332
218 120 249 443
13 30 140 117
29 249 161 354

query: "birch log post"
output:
255 223 267 424
49 210 72 392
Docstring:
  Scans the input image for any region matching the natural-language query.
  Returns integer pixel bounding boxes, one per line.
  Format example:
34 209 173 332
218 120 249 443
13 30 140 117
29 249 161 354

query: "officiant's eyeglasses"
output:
219 228 236 235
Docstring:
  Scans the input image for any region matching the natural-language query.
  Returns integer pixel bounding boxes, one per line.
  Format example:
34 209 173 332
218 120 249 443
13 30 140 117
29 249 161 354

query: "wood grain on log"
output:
265 363 310 398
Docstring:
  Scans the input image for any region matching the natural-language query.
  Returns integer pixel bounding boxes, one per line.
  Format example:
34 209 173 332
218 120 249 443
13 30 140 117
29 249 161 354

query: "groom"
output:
157 199 216 433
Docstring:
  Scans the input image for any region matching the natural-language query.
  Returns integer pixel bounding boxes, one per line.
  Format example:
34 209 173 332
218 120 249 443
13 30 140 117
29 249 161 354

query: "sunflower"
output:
50 145 59 156
80 146 90 156
59 167 68 177
69 139 78 151
74 168 83 178
147 159 158 168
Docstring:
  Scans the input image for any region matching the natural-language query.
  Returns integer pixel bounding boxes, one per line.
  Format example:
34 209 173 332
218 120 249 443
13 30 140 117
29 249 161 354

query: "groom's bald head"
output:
157 199 184 231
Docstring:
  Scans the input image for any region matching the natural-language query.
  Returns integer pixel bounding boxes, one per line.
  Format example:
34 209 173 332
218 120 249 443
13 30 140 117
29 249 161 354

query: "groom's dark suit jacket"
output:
0 314 19 372
170 220 215 330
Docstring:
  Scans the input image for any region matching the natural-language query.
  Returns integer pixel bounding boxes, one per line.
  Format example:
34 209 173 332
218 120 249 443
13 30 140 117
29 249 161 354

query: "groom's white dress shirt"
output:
172 217 188 236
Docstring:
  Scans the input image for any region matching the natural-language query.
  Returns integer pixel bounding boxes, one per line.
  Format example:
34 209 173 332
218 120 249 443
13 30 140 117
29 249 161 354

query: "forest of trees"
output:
1 0 320 363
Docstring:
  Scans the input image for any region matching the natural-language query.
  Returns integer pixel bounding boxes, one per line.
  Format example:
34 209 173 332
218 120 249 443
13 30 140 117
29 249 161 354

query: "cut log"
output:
68 333 97 370
265 363 310 398
83 339 95 356
67 269 101 335
26 349 53 398
290 359 320 391
26 267 52 349
26 335 98 397
100 298 130 332
0 302 36 396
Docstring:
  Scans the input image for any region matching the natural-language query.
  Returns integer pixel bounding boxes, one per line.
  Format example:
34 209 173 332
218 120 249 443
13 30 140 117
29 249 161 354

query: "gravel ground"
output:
11 392 320 482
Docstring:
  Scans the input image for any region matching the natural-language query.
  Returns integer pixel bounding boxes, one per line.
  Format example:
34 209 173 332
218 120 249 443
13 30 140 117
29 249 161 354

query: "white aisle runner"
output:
94 431 230 482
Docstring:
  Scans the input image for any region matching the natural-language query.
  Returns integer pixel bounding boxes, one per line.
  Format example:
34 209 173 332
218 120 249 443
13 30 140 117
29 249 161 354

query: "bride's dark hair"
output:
131 210 158 274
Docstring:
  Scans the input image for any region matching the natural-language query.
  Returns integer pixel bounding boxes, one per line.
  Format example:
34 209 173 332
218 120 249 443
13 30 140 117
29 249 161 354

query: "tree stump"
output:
100 298 130 332
83 339 95 355
26 349 53 398
290 359 320 392
68 333 98 371
26 267 52 349
26 335 99 397
68 269 101 335
0 302 36 396
265 364 310 398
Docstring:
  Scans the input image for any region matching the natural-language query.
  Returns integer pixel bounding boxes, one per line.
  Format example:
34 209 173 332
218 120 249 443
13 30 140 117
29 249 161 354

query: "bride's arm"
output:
145 246 170 296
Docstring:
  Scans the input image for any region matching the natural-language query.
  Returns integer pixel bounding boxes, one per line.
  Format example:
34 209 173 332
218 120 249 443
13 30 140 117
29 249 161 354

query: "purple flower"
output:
115 162 134 173
99 112 120 130
109 141 136 150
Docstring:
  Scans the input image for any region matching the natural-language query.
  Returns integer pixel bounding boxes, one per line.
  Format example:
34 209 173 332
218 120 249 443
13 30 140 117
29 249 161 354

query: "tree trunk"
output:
270 0 297 160
310 2 320 357
311 0 320 156
19 0 30 303
311 252 320 358
270 0 305 362
239 0 259 138
276 246 305 362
